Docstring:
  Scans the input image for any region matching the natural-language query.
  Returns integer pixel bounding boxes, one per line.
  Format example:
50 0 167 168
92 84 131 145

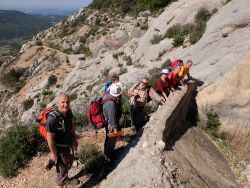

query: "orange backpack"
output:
35 107 55 140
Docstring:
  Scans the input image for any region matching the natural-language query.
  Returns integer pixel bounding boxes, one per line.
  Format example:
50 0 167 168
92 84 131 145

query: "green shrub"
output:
113 53 118 59
161 59 171 69
165 24 183 38
150 34 163 45
140 25 148 30
120 89 131 128
165 24 190 47
195 8 212 23
101 67 111 78
36 41 43 46
224 0 232 4
118 51 124 56
78 143 104 173
189 21 206 44
42 90 53 96
206 109 221 132
95 18 101 25
200 108 228 140
148 67 161 86
1 68 25 85
119 67 128 75
126 56 133 66
0 123 47 177
69 92 78 101
74 110 90 128
74 45 93 57
23 99 34 111
172 35 184 47
79 36 87 44
86 84 94 92
14 80 26 93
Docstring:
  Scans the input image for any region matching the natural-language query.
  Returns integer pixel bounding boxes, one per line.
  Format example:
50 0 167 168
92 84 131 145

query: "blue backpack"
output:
103 81 112 92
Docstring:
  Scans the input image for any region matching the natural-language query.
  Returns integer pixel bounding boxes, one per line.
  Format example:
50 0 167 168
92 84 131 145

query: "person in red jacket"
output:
167 66 181 95
155 69 170 101
171 59 183 69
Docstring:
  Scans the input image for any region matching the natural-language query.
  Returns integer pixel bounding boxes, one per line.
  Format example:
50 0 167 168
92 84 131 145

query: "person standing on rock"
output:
102 74 120 93
128 77 165 133
102 82 123 160
46 93 79 188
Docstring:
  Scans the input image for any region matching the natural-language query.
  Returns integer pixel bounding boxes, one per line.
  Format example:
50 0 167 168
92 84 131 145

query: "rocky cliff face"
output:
0 0 249 187
99 84 239 188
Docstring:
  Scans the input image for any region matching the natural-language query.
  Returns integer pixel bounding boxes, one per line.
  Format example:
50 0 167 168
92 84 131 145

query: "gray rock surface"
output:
99 85 238 188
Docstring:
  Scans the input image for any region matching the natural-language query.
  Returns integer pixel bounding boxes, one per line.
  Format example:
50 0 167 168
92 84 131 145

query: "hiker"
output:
155 69 170 101
128 77 165 132
102 74 120 93
171 59 183 70
46 93 78 188
102 82 123 159
167 66 181 94
178 60 193 86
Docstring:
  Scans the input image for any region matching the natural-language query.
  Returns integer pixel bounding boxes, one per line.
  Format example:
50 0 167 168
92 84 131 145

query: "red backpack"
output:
35 107 56 140
87 97 113 129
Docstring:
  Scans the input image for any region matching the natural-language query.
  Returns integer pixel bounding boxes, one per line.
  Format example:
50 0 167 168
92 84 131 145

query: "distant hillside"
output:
0 10 65 41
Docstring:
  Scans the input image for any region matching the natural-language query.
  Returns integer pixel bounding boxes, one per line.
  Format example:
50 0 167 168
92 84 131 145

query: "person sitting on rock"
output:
155 69 170 101
128 77 165 132
171 59 183 70
178 60 193 86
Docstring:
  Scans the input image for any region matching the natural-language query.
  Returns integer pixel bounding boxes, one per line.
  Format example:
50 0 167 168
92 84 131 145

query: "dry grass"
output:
221 122 250 159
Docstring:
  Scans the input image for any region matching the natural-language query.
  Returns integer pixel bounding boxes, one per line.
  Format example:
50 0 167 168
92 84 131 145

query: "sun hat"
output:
110 82 123 97
161 69 169 74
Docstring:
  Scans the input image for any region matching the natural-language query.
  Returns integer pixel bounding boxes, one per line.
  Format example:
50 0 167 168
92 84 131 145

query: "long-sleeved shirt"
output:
155 77 169 94
128 83 162 107
167 71 179 90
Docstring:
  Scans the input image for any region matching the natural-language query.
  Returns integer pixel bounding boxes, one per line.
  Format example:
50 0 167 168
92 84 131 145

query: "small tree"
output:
23 99 34 111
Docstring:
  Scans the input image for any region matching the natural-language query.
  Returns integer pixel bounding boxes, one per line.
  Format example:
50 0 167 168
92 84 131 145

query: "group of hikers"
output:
44 59 193 187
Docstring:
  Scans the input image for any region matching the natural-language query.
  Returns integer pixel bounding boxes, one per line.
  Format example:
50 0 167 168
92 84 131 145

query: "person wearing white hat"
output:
102 82 123 159
155 69 170 101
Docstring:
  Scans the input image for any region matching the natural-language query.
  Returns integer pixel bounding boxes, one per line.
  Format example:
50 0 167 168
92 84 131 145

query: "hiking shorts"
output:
55 146 74 186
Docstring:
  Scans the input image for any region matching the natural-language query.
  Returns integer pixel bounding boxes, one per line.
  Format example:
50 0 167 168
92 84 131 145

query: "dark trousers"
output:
130 105 146 131
56 146 74 186
104 126 117 158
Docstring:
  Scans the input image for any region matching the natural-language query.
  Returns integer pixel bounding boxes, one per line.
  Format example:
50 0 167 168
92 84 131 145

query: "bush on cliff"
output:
0 123 47 177
90 0 174 15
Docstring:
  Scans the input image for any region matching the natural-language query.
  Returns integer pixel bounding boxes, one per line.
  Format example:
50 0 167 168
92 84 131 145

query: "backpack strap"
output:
102 97 114 104
48 110 65 132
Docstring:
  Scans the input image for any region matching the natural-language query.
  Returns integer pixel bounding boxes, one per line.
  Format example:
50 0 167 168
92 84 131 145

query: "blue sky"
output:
0 0 93 10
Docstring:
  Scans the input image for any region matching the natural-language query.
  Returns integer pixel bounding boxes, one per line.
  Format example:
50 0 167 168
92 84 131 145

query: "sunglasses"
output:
141 81 148 85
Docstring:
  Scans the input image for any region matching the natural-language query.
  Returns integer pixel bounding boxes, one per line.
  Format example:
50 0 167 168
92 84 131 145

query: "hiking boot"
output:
65 178 80 187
